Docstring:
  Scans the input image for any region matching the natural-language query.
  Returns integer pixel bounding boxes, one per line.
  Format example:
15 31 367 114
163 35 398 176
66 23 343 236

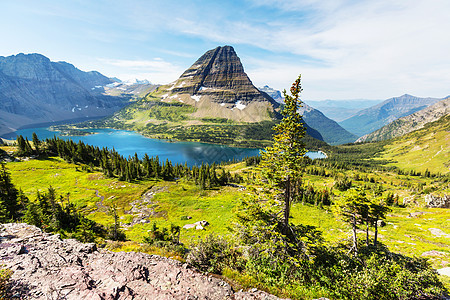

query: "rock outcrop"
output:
0 223 284 299
0 53 128 136
425 194 450 208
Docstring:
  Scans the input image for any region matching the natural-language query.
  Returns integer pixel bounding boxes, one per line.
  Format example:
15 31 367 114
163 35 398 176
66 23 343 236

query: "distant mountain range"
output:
298 103 357 145
0 53 130 136
305 99 383 122
357 97 450 142
103 80 158 99
257 87 357 145
258 85 283 103
338 94 441 137
2 51 447 149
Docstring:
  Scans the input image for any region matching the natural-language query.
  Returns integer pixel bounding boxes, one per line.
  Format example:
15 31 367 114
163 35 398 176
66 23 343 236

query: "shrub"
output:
187 234 242 274
0 267 12 299
144 223 184 255
334 177 352 191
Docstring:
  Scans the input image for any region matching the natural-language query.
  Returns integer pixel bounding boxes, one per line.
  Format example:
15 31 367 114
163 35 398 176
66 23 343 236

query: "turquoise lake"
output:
3 127 326 166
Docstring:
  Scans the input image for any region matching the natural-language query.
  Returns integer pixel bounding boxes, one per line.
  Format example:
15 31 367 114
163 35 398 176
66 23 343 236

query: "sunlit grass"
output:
5 156 450 274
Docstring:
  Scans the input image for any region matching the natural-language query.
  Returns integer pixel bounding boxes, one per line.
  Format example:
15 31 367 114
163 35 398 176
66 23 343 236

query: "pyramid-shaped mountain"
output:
97 46 325 147
152 46 279 123
170 46 275 104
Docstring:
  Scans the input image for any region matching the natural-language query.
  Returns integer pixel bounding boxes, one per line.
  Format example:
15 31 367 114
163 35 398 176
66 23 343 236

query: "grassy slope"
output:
5 156 449 273
378 115 450 174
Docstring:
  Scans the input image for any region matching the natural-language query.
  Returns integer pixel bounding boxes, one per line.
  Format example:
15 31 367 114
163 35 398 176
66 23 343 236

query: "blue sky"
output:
1 0 449 100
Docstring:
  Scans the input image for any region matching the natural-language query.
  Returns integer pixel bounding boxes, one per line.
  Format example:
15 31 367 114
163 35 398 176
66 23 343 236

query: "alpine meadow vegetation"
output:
0 76 447 299
186 76 447 299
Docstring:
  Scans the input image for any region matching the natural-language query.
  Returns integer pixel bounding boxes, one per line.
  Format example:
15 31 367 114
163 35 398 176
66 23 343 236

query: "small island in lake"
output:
49 125 95 136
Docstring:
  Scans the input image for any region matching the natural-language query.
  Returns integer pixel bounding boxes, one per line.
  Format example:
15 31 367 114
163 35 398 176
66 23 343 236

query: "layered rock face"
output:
0 223 284 299
151 46 279 123
168 46 275 105
0 53 127 136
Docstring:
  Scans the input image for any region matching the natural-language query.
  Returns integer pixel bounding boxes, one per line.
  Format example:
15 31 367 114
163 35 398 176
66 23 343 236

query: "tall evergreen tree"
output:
16 135 26 154
0 163 20 221
24 137 34 155
32 132 41 154
259 75 306 229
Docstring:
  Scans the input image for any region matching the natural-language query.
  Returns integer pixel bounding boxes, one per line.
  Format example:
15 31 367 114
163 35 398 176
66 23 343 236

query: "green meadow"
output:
6 155 449 275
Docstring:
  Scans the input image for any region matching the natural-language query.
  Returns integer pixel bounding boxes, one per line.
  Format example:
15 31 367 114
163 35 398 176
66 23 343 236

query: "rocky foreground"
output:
0 223 284 299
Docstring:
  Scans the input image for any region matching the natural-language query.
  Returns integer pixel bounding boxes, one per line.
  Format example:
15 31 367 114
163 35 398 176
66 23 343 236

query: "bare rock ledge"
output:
0 223 285 299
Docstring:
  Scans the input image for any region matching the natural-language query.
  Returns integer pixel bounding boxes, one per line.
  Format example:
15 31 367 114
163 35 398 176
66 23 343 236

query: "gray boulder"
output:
425 194 450 208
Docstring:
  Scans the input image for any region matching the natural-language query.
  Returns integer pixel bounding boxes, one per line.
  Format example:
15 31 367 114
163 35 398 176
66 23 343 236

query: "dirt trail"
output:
122 185 169 227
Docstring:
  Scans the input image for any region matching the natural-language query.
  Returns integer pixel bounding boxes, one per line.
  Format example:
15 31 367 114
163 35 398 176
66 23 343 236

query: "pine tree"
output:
0 163 20 221
32 132 41 154
16 135 26 155
24 138 33 155
23 201 42 227
259 75 306 230
235 75 311 264
333 188 370 255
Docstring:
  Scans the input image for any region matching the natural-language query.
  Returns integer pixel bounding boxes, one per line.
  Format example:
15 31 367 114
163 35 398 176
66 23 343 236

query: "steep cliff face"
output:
357 97 450 142
339 94 441 137
0 223 283 299
169 46 274 105
0 53 127 136
152 46 279 123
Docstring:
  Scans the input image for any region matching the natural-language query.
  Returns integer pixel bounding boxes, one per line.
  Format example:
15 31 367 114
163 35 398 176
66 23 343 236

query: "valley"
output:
3 1 450 299
0 45 449 300
1 132 449 298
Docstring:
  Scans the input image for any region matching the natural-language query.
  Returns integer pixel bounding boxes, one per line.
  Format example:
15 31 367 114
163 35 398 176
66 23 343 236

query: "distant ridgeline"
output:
357 96 450 142
339 94 442 137
77 46 330 148
0 53 140 137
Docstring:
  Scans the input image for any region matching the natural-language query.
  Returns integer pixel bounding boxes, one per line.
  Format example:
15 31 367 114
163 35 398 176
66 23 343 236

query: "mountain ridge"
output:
0 53 129 137
299 102 358 145
378 114 450 173
339 94 441 137
257 86 357 145
87 46 325 147
357 97 450 142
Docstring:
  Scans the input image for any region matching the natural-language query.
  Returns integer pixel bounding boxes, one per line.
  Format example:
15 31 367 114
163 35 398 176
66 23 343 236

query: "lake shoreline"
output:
6 126 327 165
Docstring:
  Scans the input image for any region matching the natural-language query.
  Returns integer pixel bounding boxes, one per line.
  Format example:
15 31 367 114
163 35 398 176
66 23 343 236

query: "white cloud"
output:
168 0 450 99
98 58 184 84
8 0 448 99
